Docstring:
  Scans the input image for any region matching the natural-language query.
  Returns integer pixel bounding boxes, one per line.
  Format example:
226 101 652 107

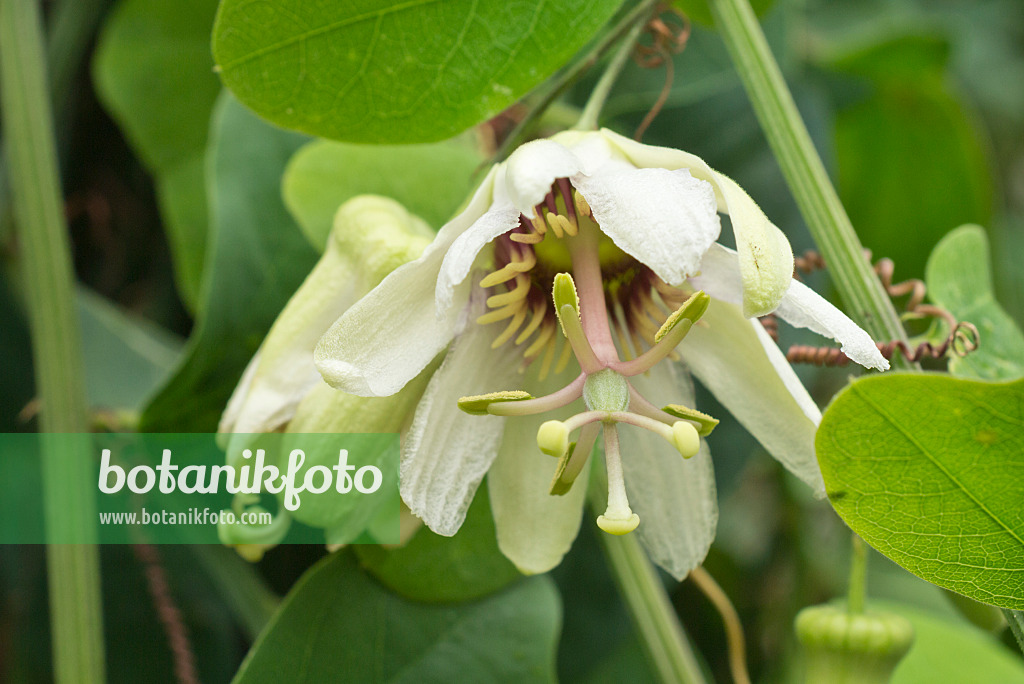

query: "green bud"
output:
795 605 914 684
583 369 630 413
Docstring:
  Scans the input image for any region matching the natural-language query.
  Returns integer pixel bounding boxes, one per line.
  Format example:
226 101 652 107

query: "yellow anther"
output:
478 250 537 288
671 421 701 459
523 321 555 358
476 301 521 325
457 391 533 415
555 214 576 237
529 214 547 235
662 404 719 437
655 291 710 343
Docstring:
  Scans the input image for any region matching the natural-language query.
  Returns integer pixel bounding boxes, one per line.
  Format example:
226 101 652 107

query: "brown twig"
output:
633 6 690 141
133 543 200 684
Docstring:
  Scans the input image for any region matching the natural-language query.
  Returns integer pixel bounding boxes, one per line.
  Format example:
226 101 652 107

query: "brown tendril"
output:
769 249 980 366
632 6 690 141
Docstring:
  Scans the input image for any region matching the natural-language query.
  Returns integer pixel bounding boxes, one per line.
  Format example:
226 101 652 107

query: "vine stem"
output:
575 12 648 131
707 0 914 370
847 534 867 614
0 2 106 682
589 463 708 684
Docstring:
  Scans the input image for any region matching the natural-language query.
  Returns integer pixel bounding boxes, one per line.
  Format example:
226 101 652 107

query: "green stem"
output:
1005 609 1024 656
589 465 708 684
847 534 867 614
575 15 648 131
0 2 106 682
708 0 914 368
490 0 659 163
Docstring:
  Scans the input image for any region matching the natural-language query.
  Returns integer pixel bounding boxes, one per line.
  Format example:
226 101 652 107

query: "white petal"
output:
693 244 889 371
775 282 890 371
489 367 589 574
400 309 521 536
436 168 521 311
504 139 584 216
678 298 825 496
314 169 500 397
574 167 721 285
621 364 717 580
600 128 794 317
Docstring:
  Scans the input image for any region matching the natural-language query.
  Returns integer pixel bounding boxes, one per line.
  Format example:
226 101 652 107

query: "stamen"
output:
556 302 602 374
529 213 548 236
485 373 585 417
573 189 592 218
596 423 639 535
524 321 555 359
554 335 575 374
550 422 600 495
476 301 522 325
457 390 533 415
538 332 558 380
608 411 702 459
613 291 711 377
537 420 569 458
545 212 565 238
661 404 719 437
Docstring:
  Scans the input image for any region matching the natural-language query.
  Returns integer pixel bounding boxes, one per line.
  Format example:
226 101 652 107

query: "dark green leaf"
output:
827 32 993 279
212 0 623 143
817 374 1024 609
283 137 482 250
93 0 222 309
925 224 1024 381
234 551 560 684
356 487 520 603
141 93 317 432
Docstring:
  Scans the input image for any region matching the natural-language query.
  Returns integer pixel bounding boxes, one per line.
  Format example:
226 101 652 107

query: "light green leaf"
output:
878 602 1024 684
283 137 482 250
234 551 559 684
141 92 317 432
817 374 1024 609
827 32 993 279
93 0 221 309
77 288 182 412
212 0 623 143
925 224 1024 381
355 487 520 603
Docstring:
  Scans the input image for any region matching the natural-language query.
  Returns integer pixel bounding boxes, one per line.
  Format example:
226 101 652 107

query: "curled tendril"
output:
632 5 691 141
760 249 981 366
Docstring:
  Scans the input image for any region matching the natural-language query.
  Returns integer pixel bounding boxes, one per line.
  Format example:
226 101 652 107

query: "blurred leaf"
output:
826 31 993 279
817 374 1024 609
283 137 482 250
356 487 520 603
93 0 221 309
670 0 775 28
77 288 183 412
877 602 1024 684
1007 608 1024 654
925 224 1024 381
234 551 560 684
212 0 623 143
0 274 34 431
141 93 317 432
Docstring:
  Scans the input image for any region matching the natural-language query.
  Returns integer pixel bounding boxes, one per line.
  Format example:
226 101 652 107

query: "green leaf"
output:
826 32 994 279
77 288 183 412
141 92 317 432
355 487 521 603
925 224 1024 382
234 551 560 684
93 0 222 309
283 137 482 250
876 602 1024 684
817 374 1024 609
212 0 623 143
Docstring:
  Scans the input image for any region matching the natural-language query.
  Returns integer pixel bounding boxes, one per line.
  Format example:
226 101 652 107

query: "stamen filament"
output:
550 422 600 495
608 411 674 442
596 423 639 535
557 303 603 374
515 299 548 345
486 274 530 307
611 291 710 376
478 249 537 288
563 410 607 434
486 374 586 416
626 386 679 425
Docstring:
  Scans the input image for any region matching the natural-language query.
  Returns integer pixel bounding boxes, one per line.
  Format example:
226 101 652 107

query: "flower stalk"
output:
590 461 709 684
0 1 105 682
